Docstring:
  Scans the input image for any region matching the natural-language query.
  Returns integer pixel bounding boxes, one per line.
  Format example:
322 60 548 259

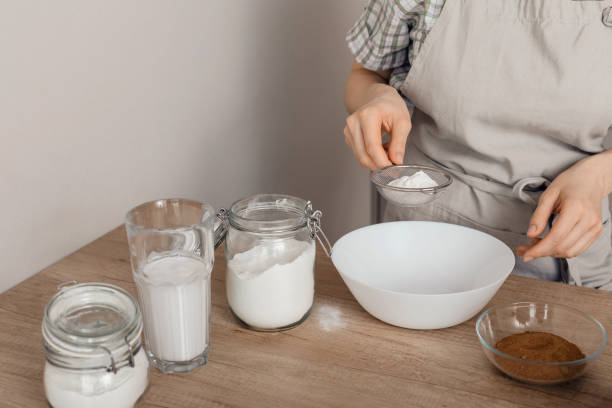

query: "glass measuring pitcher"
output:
126 198 226 374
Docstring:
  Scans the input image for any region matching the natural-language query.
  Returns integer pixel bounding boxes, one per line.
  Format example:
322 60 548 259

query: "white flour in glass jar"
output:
226 239 315 329
135 255 209 362
44 348 149 408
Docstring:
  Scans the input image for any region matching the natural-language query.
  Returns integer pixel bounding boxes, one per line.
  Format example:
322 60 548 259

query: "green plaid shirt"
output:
347 0 446 89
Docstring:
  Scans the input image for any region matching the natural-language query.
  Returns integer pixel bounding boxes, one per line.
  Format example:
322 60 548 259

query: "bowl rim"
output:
370 165 453 192
475 301 608 366
332 221 515 297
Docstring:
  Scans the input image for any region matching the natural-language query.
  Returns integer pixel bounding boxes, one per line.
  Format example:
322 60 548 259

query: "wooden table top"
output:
1 226 612 408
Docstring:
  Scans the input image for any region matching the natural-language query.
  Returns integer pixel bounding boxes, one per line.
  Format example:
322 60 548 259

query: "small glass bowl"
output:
371 165 453 207
476 302 607 385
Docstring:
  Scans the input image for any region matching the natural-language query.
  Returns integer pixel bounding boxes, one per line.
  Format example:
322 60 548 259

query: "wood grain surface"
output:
1 226 611 408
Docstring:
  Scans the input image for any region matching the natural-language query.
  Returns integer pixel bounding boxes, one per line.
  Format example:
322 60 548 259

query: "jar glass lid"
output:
43 282 142 366
229 194 309 233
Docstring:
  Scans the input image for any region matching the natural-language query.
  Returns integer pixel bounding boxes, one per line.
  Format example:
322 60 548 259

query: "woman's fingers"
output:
565 224 603 259
345 118 377 170
519 188 559 260
553 216 596 258
361 111 392 168
516 238 540 257
346 109 394 170
343 126 353 149
522 206 580 261
388 118 411 165
519 203 603 261
526 188 559 239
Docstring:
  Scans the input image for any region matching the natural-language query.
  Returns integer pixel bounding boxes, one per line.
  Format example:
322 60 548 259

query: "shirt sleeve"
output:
346 0 421 71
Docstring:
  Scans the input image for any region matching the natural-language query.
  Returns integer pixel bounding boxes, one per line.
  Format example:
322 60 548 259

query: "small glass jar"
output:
222 194 330 331
42 282 149 408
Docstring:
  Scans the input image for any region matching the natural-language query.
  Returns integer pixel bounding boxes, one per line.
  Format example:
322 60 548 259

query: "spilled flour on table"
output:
316 304 346 332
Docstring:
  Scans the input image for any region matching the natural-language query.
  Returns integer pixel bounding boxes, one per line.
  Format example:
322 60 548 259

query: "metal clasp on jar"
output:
215 208 229 248
305 201 333 258
98 335 137 374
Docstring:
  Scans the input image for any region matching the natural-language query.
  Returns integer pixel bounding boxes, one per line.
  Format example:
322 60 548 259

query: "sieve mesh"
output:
371 165 452 190
371 165 453 207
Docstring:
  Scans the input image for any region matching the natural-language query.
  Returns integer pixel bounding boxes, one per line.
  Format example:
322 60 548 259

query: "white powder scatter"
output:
387 171 438 189
316 304 346 332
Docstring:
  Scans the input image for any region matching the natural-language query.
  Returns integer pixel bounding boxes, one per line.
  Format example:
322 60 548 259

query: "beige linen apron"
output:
387 0 612 289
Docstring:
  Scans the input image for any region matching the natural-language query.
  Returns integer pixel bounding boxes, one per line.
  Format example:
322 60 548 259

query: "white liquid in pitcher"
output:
135 255 210 362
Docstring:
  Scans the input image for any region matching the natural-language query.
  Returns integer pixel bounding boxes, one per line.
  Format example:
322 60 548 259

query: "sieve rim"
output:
371 165 453 192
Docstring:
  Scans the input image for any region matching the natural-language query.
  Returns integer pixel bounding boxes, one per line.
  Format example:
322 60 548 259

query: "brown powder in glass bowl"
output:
494 331 586 384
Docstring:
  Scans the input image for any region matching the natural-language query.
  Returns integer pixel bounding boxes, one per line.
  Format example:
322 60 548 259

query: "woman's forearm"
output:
344 61 394 113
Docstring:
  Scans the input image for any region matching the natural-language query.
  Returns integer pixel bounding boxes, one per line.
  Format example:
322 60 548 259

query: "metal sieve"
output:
371 165 453 207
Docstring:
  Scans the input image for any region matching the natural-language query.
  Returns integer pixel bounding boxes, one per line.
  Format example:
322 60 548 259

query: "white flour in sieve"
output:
384 170 439 206
44 348 148 408
388 171 438 189
136 255 210 362
226 239 315 329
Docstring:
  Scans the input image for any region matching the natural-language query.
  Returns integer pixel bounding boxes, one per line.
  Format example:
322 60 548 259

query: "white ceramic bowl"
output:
331 221 515 329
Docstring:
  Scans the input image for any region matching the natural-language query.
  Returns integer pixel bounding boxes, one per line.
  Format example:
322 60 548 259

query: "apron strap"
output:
429 160 550 206
511 177 551 206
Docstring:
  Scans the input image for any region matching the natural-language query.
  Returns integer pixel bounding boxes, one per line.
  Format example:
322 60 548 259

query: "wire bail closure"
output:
215 208 229 249
305 201 333 258
124 335 135 368
98 336 136 375
100 346 117 374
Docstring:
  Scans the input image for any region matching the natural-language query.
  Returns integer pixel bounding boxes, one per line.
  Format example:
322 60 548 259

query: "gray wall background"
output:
0 1 371 292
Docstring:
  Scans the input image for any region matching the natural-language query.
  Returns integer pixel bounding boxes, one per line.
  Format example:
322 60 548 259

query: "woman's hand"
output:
344 83 412 170
517 152 612 261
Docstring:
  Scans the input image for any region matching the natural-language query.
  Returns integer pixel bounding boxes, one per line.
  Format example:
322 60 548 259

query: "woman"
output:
344 0 612 288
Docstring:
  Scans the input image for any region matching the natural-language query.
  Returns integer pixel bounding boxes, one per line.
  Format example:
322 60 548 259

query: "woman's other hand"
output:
517 151 612 261
344 62 412 170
